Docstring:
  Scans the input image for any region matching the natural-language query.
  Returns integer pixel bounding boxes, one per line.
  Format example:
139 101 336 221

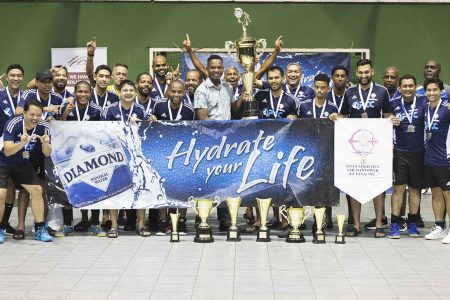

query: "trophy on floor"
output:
170 213 180 243
280 206 313 243
256 197 272 242
313 207 327 244
226 196 242 242
335 214 346 244
190 197 220 243
225 8 266 119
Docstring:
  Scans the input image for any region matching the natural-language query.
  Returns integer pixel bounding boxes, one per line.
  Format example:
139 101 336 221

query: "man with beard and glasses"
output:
86 37 128 96
416 60 450 101
340 59 399 238
18 70 63 121
0 64 25 237
383 66 400 100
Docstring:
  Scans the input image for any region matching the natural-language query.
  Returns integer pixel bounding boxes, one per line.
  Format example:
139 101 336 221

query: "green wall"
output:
1 2 449 84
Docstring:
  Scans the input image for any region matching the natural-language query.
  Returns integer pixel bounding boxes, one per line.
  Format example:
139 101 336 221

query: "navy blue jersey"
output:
150 79 167 100
254 90 297 119
61 101 103 121
183 93 194 107
233 84 243 101
53 89 74 102
298 99 338 119
391 95 427 152
135 97 154 119
424 101 450 167
152 100 194 121
325 89 345 114
90 89 119 110
0 87 23 136
416 86 448 102
101 102 146 121
19 89 63 120
341 83 392 118
261 82 314 106
0 115 49 166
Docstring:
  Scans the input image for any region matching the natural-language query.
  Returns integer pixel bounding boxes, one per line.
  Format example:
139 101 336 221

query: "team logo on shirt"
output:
370 93 376 99
306 110 312 115
161 113 167 118
262 99 267 103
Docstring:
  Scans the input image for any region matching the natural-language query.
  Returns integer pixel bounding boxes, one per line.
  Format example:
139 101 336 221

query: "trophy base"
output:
170 232 180 243
256 229 271 242
286 232 305 243
194 227 214 243
313 232 326 244
242 100 259 119
227 228 241 242
335 234 346 244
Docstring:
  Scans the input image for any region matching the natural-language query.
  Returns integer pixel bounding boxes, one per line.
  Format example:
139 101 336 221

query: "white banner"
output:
51 47 107 93
334 119 393 204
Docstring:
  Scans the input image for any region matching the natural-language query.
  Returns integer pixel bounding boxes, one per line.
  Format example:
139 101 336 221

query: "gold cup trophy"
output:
226 197 242 242
279 205 313 243
313 207 327 244
190 197 220 243
335 214 346 244
256 197 272 242
225 8 266 119
170 212 180 243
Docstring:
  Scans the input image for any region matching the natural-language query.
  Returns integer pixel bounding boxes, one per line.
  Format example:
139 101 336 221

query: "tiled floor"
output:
1 193 450 300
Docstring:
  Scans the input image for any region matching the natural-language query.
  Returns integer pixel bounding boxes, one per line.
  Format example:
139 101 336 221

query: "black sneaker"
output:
178 218 187 236
74 220 91 232
101 220 112 232
364 217 388 230
399 216 408 232
4 223 16 236
417 215 425 228
219 220 231 232
156 218 169 236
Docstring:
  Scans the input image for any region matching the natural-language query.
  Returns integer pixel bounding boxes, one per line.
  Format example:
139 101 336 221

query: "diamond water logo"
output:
61 137 128 192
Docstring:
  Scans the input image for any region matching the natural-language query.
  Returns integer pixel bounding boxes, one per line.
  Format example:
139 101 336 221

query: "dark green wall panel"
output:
0 2 449 84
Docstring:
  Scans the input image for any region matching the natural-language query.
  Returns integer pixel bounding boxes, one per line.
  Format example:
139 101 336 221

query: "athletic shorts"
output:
0 164 40 189
393 149 423 189
423 166 450 190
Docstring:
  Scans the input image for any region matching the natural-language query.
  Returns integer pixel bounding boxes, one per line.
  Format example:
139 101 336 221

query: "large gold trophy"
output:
226 197 242 242
256 197 272 242
225 8 266 119
190 197 220 243
280 206 313 243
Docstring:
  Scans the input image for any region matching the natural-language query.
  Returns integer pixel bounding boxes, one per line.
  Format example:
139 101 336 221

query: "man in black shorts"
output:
0 99 53 243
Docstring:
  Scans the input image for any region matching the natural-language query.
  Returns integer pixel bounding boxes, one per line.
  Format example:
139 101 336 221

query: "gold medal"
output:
427 132 432 140
361 112 368 118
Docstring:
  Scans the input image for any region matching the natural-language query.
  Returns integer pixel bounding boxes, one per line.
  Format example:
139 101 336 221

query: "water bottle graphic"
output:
53 129 133 208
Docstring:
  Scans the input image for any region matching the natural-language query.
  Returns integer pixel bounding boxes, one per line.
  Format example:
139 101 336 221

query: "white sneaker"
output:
425 225 446 240
442 232 450 244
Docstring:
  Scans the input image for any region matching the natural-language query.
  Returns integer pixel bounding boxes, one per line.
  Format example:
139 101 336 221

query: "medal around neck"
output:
225 8 266 120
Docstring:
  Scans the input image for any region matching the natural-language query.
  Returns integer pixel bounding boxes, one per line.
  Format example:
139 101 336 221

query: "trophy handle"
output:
188 196 198 215
279 205 288 221
255 38 267 61
210 196 221 216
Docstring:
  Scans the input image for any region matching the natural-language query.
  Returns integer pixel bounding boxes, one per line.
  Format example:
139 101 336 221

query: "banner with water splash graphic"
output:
46 119 339 208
